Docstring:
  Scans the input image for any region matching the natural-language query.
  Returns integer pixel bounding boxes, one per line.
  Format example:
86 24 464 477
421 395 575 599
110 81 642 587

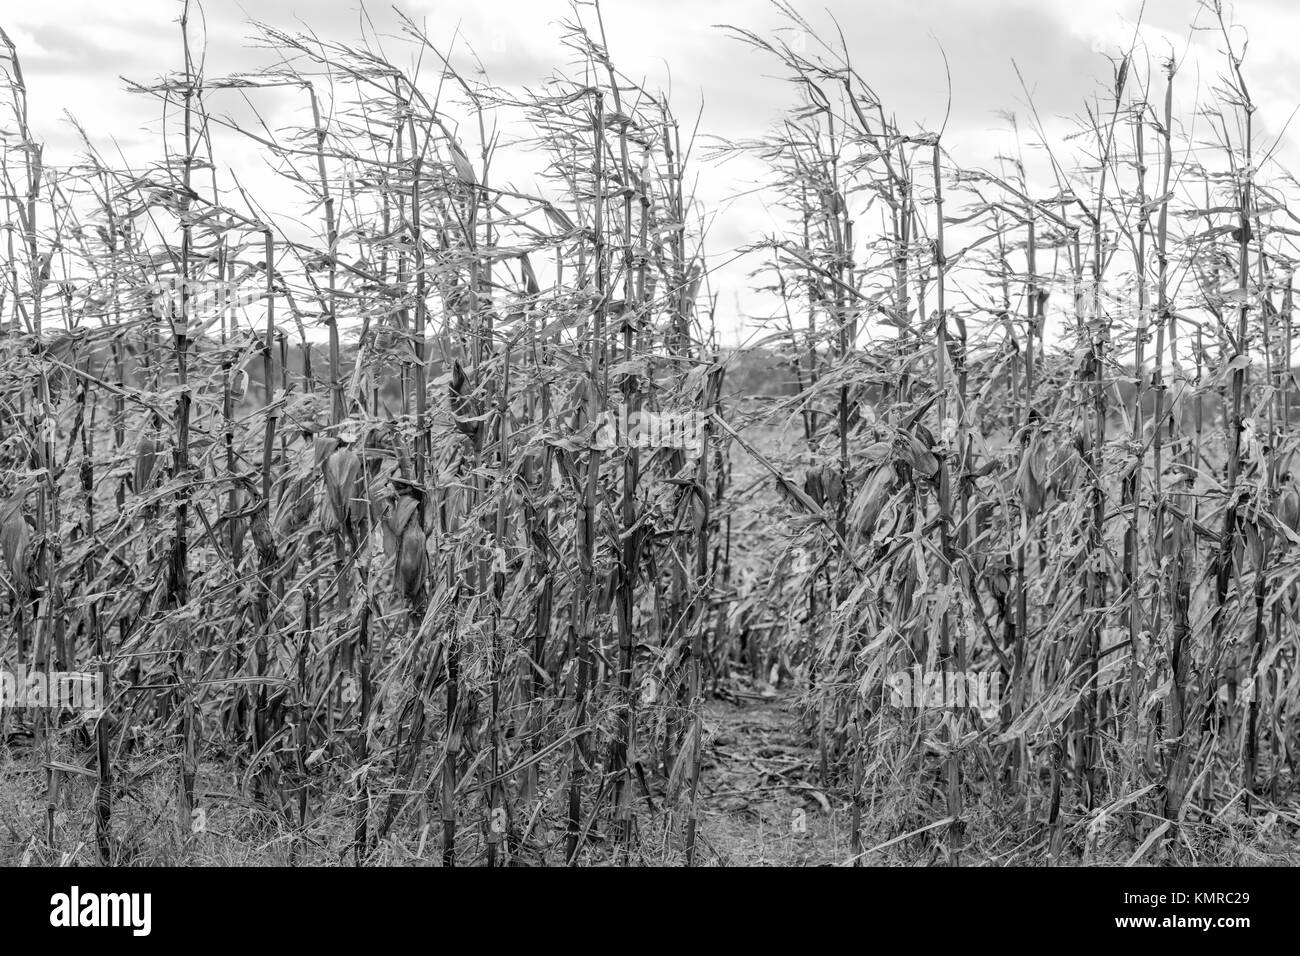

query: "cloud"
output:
6 0 1300 335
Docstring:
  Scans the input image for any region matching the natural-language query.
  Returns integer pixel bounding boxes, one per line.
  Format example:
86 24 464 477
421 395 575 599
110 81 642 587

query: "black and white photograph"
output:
0 0 1291 921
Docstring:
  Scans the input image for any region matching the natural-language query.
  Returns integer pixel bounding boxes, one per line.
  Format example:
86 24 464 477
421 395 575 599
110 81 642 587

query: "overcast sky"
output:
5 0 1300 342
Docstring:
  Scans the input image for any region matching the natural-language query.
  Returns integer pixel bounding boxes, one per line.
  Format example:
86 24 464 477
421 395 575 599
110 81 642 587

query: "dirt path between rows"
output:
691 693 849 865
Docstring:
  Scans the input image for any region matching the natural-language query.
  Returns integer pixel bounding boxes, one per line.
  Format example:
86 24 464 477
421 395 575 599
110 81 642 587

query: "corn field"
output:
2 0 1300 867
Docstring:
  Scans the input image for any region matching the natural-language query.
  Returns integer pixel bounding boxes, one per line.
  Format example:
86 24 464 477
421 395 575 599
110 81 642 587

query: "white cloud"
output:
5 0 1300 339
